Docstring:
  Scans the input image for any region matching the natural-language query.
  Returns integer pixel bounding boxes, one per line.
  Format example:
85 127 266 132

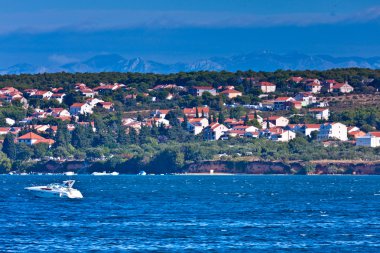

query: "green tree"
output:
16 143 33 161
33 143 49 159
2 133 16 160
218 112 225 124
0 151 12 173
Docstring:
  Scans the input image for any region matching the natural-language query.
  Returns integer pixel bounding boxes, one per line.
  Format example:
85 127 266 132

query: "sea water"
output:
0 175 379 252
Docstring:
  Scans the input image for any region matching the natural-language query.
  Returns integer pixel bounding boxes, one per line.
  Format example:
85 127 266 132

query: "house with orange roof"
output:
294 92 316 106
274 97 294 110
0 127 11 135
305 82 322 93
258 82 276 93
348 130 366 139
288 76 303 83
70 103 93 115
151 109 170 119
203 122 229 140
17 132 54 146
46 108 71 118
309 108 330 120
97 102 114 111
30 90 53 99
219 89 242 99
51 93 66 104
302 124 321 136
356 132 380 147
187 118 209 135
331 82 354 93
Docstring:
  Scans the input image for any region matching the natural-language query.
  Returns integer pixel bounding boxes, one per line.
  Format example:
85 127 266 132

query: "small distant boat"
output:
92 171 119 176
25 180 83 199
20 172 28 176
138 171 147 176
63 171 76 176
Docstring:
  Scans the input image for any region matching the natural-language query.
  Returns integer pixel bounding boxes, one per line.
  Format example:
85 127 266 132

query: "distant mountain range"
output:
1 52 380 75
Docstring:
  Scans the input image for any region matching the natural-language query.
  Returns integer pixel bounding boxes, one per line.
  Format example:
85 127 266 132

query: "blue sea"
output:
0 175 379 252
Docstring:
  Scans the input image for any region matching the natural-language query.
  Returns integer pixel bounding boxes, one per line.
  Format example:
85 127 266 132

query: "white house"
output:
70 103 93 115
332 82 354 93
273 97 294 110
356 132 380 147
267 116 289 127
51 93 66 104
302 124 321 137
258 82 276 93
305 82 322 93
203 122 229 140
317 122 348 141
260 128 296 142
187 118 209 135
151 109 170 119
309 108 330 120
294 92 317 106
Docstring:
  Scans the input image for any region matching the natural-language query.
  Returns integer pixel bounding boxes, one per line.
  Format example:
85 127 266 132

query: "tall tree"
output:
54 123 70 149
2 133 16 160
195 107 199 118
218 112 225 124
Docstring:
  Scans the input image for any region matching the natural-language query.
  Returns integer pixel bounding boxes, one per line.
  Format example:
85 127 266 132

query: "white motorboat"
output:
92 171 107 176
63 171 76 176
92 171 119 176
138 171 147 176
25 180 83 199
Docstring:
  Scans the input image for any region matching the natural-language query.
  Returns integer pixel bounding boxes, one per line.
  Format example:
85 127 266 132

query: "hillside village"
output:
0 70 380 173
0 75 378 148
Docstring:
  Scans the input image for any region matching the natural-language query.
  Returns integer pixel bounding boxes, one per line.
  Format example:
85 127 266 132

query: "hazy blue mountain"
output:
1 53 380 74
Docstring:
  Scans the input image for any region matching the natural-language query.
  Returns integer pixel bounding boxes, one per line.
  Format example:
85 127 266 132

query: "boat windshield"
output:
62 180 75 188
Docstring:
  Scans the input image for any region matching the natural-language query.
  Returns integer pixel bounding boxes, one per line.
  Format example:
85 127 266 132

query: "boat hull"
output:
25 187 83 199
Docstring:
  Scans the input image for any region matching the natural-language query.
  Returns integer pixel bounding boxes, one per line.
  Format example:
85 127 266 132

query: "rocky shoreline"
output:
13 160 380 175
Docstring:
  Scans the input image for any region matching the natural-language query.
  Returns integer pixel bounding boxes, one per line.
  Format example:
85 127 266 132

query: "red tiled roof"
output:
18 132 45 140
220 89 242 94
192 86 215 90
71 103 85 107
309 108 328 112
259 81 275 86
183 107 210 114
304 124 321 129
369 132 380 137
275 97 292 102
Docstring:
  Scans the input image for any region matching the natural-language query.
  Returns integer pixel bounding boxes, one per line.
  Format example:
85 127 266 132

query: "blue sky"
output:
0 0 380 67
